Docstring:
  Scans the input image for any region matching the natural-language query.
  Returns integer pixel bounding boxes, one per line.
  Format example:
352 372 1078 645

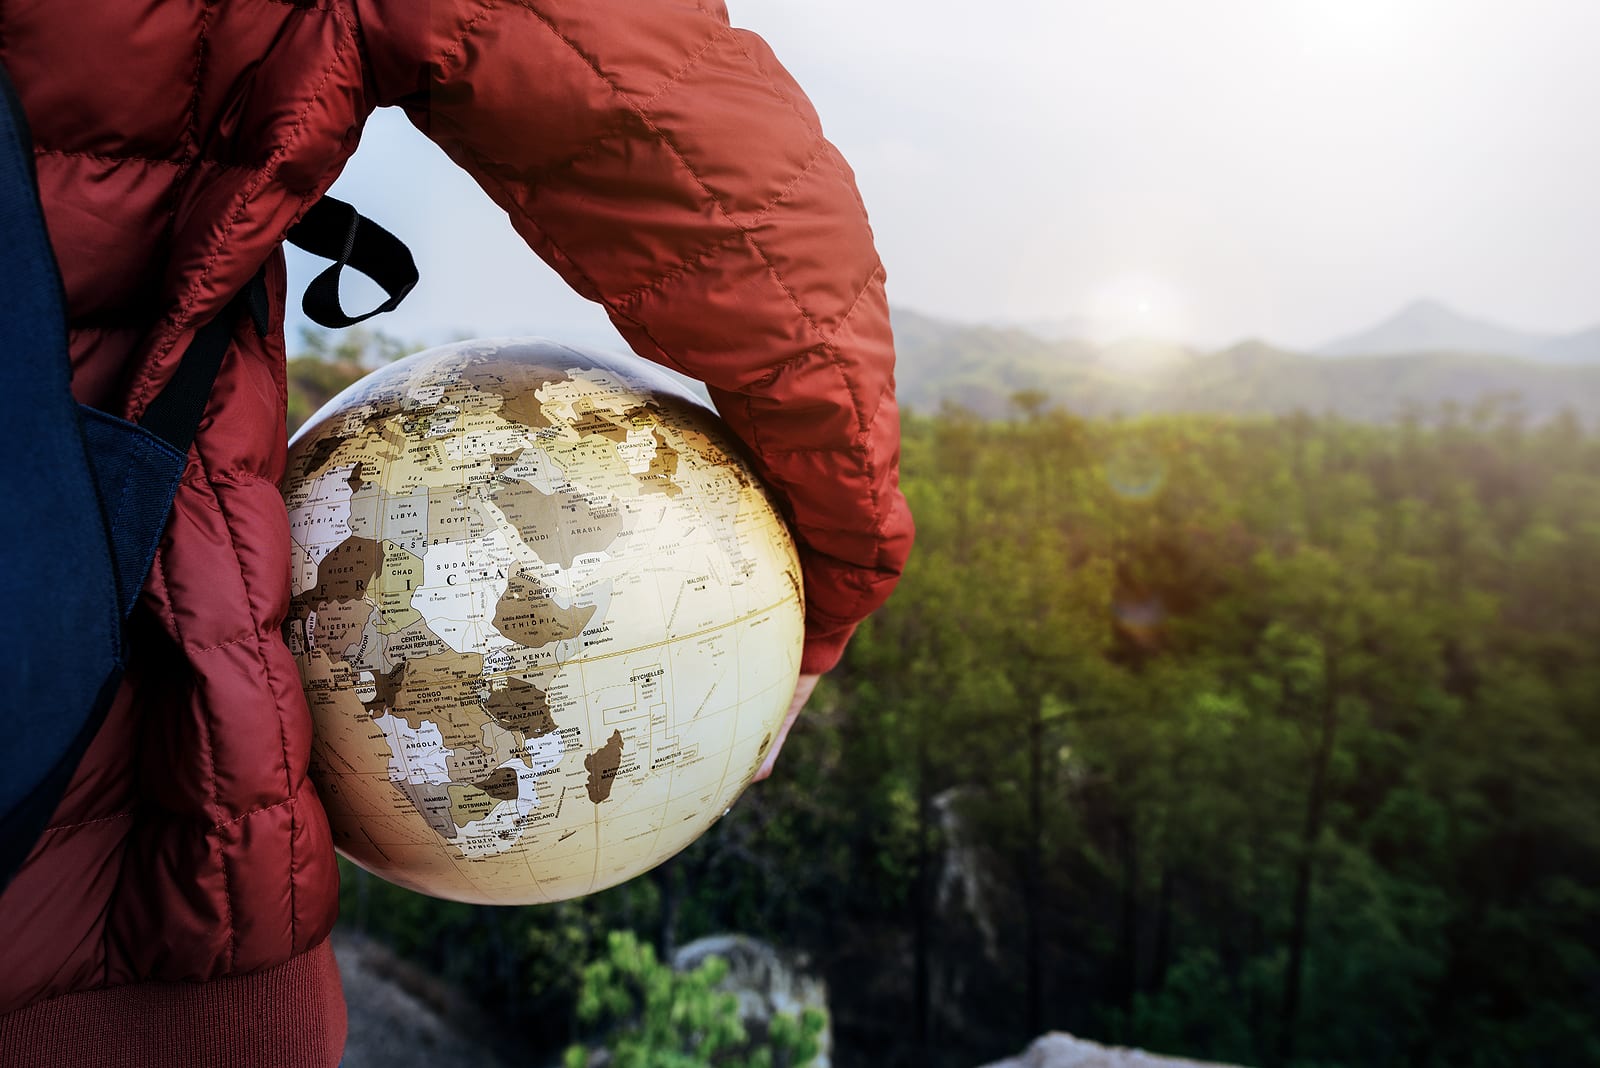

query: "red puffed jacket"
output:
0 1 913 1064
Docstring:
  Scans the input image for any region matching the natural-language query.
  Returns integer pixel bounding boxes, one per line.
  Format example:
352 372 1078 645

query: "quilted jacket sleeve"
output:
354 0 914 672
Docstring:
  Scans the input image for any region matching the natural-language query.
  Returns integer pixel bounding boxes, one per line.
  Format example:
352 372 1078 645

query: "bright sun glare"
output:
1084 274 1189 345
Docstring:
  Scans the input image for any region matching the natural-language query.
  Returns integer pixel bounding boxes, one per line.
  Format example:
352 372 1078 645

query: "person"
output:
0 1 914 1065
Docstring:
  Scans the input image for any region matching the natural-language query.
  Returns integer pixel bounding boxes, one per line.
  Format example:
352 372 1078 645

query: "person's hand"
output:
753 673 821 782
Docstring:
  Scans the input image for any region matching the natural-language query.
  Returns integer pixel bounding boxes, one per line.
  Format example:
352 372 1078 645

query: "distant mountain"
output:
891 308 1600 424
888 308 1100 417
1535 324 1600 364
1319 298 1600 364
1098 336 1196 375
984 315 1096 342
1155 343 1600 423
1318 299 1543 359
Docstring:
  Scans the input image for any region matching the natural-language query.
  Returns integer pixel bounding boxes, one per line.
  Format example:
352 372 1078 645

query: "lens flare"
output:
1113 593 1168 649
1104 441 1168 500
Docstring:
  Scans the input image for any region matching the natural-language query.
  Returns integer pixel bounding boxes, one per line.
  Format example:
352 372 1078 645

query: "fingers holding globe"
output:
281 339 805 905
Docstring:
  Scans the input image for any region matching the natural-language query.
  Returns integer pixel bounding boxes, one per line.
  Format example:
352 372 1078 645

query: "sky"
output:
290 0 1600 353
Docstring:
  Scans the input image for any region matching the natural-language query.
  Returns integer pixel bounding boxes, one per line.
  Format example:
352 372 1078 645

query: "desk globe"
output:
281 339 804 904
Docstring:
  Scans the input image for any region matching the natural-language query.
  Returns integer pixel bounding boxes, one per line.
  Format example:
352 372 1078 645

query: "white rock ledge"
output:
978 1032 1238 1068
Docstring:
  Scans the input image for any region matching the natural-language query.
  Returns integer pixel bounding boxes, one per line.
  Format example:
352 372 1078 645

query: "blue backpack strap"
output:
0 61 263 887
0 60 126 886
0 58 417 887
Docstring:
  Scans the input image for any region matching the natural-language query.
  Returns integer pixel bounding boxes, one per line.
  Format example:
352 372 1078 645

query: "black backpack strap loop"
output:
288 195 418 329
143 193 420 448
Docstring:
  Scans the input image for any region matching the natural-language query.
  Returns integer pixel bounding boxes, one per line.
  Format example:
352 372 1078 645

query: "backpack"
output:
0 61 417 888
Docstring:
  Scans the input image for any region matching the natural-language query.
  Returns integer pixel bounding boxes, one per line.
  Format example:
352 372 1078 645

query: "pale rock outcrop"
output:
672 934 834 1067
979 1032 1237 1068
334 929 510 1068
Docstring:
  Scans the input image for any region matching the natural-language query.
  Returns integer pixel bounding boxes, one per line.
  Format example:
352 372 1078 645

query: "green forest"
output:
294 338 1600 1067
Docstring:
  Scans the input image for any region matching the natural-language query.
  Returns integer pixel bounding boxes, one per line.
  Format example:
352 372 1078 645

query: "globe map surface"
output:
282 339 804 904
